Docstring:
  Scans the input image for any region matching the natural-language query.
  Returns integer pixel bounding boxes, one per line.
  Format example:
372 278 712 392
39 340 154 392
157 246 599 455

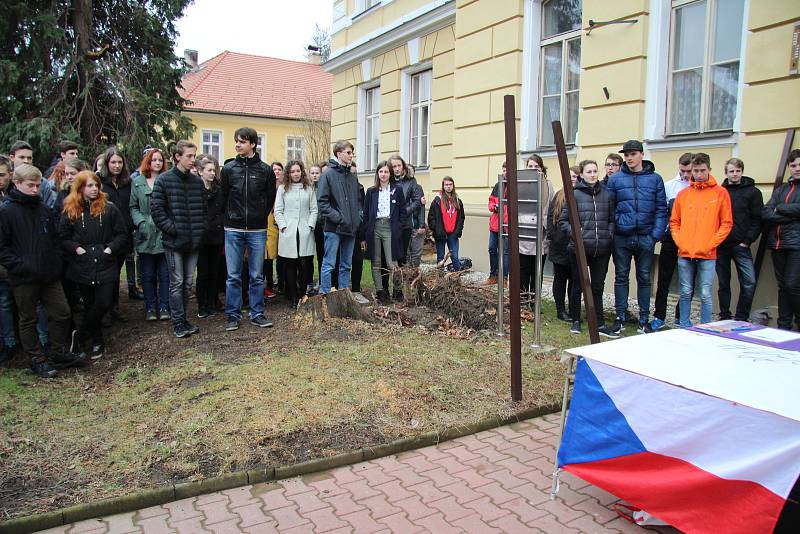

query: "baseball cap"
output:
619 140 644 153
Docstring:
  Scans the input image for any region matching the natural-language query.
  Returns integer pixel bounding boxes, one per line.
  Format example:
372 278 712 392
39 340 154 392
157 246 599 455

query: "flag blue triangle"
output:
558 358 646 467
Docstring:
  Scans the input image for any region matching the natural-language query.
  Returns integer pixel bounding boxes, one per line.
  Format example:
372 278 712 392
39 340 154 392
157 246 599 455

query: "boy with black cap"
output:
602 140 667 338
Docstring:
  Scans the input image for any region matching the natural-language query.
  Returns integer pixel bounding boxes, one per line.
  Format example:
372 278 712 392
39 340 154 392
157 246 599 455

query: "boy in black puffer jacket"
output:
0 165 86 377
151 141 208 338
717 158 762 321
763 149 800 330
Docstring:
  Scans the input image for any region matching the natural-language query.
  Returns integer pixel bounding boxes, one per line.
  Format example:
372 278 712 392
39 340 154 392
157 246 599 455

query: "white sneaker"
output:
351 291 370 305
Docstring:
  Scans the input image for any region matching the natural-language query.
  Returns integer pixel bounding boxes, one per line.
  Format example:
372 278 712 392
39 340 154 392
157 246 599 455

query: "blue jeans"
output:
678 258 716 327
140 252 169 313
321 232 355 294
435 235 461 270
612 234 655 322
715 244 756 320
488 231 509 278
224 230 267 320
0 281 17 348
165 249 199 325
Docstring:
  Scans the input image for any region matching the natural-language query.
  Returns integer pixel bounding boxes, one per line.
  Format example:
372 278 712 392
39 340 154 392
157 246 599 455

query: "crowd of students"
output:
0 131 797 378
500 140 800 337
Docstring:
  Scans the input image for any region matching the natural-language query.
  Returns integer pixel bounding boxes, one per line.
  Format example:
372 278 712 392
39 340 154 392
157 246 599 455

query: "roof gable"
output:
180 51 332 122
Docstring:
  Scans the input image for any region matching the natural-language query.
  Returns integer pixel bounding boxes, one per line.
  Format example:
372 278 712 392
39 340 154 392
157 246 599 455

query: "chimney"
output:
184 49 199 69
307 45 321 65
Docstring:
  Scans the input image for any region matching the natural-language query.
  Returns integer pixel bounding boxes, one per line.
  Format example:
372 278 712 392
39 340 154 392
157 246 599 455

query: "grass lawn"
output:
0 262 600 520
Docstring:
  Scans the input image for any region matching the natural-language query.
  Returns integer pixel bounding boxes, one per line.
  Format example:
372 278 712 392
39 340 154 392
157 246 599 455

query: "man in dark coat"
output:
151 140 207 338
716 158 762 321
0 165 86 377
218 128 276 331
317 140 362 295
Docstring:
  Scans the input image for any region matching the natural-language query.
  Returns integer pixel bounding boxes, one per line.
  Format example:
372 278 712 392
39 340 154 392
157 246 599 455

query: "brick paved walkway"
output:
39 414 676 533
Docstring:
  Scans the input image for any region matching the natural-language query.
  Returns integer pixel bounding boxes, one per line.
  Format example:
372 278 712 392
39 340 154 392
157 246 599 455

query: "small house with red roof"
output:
180 50 332 165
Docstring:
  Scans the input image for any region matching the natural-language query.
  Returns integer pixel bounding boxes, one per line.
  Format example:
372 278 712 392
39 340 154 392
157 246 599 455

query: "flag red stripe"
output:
565 451 784 534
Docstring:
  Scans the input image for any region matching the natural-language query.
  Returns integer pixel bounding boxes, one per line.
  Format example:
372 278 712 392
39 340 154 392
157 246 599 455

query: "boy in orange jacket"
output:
670 153 733 327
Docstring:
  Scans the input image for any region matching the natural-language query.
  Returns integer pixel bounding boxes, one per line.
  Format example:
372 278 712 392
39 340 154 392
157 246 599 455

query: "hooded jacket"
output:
606 160 667 241
558 179 615 258
762 176 800 250
427 192 465 240
0 188 63 286
220 152 276 231
59 201 129 285
150 166 208 251
317 159 362 236
670 175 733 260
488 183 508 233
720 176 763 247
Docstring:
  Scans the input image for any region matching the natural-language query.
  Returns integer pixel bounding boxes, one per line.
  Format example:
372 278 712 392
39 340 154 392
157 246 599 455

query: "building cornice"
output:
324 0 455 74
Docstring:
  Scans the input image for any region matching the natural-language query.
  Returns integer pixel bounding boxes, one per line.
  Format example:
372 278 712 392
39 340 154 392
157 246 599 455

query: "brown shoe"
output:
482 276 498 286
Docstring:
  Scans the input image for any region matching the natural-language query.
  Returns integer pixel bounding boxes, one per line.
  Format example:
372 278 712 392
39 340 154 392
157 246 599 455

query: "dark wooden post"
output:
754 128 796 283
503 95 522 402
552 121 600 344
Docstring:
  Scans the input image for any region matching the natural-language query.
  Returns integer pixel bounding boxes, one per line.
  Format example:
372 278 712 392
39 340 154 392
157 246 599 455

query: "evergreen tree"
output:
0 0 194 167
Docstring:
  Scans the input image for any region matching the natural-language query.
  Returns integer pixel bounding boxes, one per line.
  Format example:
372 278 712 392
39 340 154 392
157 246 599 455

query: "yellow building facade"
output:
326 0 800 311
184 111 311 166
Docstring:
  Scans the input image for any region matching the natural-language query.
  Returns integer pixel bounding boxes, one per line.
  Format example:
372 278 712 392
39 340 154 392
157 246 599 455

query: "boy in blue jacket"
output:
602 140 667 338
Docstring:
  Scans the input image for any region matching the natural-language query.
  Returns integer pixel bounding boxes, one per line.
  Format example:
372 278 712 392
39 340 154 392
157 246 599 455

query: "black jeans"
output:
398 227 412 266
551 261 573 316
716 244 757 320
12 281 71 360
569 254 611 325
196 244 225 310
283 256 313 303
772 248 800 330
78 282 115 349
653 239 681 322
520 253 547 294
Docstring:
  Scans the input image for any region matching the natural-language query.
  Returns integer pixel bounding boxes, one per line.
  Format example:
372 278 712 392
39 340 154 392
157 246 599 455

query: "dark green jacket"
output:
130 175 164 254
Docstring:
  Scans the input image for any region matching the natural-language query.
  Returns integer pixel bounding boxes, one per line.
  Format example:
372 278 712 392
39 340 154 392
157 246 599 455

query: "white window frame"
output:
401 69 434 169
644 0 749 146
201 129 223 162
664 0 745 136
256 133 266 160
286 135 304 163
357 82 381 172
537 0 582 148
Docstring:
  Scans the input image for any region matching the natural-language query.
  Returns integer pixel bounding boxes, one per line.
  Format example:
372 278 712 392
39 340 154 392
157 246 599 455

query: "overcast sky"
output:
175 0 334 63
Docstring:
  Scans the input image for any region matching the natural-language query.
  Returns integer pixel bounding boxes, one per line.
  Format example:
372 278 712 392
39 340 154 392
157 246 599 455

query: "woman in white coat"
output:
275 160 318 309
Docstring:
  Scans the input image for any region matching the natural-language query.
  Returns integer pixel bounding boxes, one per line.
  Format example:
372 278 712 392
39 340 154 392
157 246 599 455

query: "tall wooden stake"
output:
504 95 522 402
754 128 796 284
552 121 600 344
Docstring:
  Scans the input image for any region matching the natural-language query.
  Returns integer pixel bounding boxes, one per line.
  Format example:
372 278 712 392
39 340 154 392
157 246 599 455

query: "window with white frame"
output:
202 130 222 161
409 70 432 168
286 136 304 162
538 0 581 147
667 0 745 135
256 134 266 160
356 0 381 14
363 86 381 171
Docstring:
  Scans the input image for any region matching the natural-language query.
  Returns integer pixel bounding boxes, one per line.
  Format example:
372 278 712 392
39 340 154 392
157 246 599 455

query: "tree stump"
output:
297 288 375 323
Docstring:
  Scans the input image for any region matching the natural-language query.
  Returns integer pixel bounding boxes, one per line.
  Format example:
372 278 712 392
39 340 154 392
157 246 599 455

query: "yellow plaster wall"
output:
184 111 314 165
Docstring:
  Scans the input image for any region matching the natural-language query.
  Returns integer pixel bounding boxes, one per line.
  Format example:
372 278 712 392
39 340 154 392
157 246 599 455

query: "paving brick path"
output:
40 414 677 534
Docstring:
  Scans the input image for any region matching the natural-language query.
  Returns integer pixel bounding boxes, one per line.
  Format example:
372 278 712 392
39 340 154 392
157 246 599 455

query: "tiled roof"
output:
180 51 332 121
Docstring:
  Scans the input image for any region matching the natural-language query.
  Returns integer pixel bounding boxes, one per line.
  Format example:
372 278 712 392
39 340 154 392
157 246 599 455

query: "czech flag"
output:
557 357 800 534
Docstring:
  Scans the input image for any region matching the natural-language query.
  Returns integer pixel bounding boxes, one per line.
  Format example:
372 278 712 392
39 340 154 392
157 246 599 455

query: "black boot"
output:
128 283 143 300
